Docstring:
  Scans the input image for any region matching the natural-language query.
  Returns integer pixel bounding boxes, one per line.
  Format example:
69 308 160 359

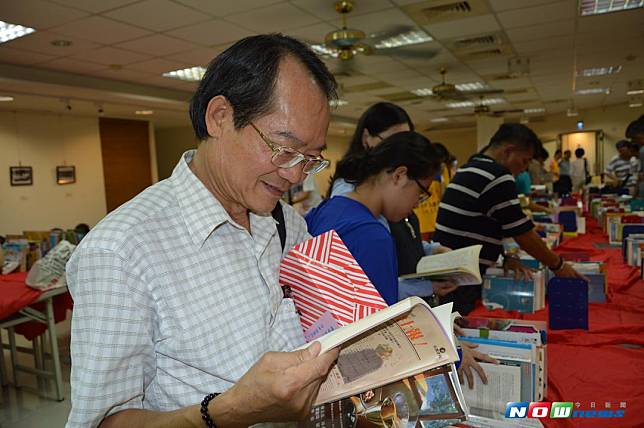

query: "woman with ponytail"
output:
306 131 441 305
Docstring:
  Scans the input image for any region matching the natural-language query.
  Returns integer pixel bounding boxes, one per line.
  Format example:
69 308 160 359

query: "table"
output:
470 217 644 428
0 272 73 401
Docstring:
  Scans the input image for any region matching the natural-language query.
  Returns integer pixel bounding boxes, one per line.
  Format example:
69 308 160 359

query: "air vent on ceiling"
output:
423 1 472 15
455 34 498 48
464 48 503 59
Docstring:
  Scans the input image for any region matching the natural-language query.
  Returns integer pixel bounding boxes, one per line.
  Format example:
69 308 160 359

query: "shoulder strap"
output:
271 202 286 252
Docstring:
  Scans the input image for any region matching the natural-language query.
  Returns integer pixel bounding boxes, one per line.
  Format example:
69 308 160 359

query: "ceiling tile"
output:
167 19 254 46
38 57 107 73
284 22 339 45
425 14 501 40
505 19 574 43
104 0 211 31
226 3 320 33
173 0 285 17
52 16 151 44
342 8 417 36
126 58 191 75
1 0 88 30
497 2 575 30
291 0 393 21
0 46 57 65
164 46 226 66
71 46 149 66
115 34 197 56
48 0 140 13
1 30 100 56
489 0 562 12
92 68 157 84
513 36 574 55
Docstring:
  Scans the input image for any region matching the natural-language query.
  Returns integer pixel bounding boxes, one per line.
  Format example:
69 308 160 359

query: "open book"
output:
400 245 483 286
300 297 468 427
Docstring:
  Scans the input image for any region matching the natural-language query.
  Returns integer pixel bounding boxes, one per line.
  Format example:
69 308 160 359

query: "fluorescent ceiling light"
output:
329 99 348 107
412 88 433 96
310 44 338 58
0 20 35 44
480 98 504 105
567 107 579 117
579 0 644 16
0 95 14 101
455 82 486 91
576 87 610 95
627 89 644 95
430 117 448 122
446 101 475 109
162 66 206 82
578 66 622 77
135 110 154 115
524 108 545 114
630 102 643 107
374 29 432 49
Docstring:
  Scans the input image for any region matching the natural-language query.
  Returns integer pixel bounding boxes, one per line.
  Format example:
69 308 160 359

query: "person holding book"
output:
65 34 340 428
434 123 584 315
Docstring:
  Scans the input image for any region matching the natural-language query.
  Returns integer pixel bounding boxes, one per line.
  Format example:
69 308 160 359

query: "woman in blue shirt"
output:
306 131 440 305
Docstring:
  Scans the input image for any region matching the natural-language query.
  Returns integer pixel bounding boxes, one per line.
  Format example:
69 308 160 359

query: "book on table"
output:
399 245 483 286
279 230 468 427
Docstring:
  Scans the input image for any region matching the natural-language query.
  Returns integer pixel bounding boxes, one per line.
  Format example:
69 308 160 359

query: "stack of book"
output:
456 317 547 424
481 268 546 313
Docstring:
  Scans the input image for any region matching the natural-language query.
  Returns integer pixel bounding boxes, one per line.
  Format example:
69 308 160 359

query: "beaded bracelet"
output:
200 392 220 428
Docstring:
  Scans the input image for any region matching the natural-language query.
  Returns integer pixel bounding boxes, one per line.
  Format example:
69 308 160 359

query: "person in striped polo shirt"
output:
434 123 584 314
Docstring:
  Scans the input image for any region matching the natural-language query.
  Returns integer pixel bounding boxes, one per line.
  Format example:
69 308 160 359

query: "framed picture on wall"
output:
56 165 76 185
9 166 33 186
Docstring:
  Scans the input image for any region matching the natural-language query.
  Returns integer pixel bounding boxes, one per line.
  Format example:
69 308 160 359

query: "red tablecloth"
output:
0 272 73 340
470 217 644 427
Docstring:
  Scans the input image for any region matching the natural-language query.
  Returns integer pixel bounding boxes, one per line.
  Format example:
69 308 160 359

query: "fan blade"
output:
374 47 440 60
368 25 416 43
461 88 505 96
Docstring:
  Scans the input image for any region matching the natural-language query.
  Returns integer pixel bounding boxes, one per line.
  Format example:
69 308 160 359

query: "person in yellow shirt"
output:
414 143 452 241
550 149 561 182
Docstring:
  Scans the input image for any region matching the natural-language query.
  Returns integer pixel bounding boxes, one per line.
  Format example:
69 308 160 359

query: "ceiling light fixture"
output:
447 98 504 109
579 0 644 16
374 29 432 49
567 107 579 117
576 88 610 95
310 43 338 58
0 95 14 102
446 101 475 109
524 108 545 114
0 20 35 44
577 66 622 77
329 99 348 107
162 66 206 82
628 89 644 95
630 102 643 108
455 82 486 91
430 117 448 123
411 88 433 96
136 110 154 115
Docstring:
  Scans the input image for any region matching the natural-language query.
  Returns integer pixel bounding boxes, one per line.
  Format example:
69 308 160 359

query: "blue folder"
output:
548 278 588 330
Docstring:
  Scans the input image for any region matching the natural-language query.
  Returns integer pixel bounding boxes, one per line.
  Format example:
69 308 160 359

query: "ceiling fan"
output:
310 0 438 72
429 68 504 101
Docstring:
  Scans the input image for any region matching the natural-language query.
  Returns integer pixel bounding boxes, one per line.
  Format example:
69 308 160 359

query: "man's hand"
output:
432 281 458 297
432 245 452 254
457 342 499 389
217 342 339 426
553 262 588 281
503 257 536 281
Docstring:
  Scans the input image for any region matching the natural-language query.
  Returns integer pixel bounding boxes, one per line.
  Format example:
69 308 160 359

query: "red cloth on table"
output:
0 271 73 340
469 216 644 427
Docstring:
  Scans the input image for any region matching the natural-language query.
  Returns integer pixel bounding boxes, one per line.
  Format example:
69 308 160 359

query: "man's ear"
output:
204 95 231 139
362 129 371 149
391 165 409 185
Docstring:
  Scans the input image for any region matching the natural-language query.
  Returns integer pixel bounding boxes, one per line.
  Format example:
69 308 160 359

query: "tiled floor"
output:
0 347 72 428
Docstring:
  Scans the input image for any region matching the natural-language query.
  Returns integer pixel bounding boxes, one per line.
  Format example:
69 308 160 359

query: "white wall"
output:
0 111 107 236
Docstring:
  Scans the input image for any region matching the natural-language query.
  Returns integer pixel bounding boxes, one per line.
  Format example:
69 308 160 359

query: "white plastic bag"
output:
26 240 76 290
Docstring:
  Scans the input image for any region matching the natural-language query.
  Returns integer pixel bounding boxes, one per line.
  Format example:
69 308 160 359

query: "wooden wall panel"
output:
99 118 151 212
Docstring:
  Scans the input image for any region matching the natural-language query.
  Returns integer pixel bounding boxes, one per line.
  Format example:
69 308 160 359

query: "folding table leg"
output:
45 299 64 401
8 327 18 387
33 336 45 392
0 331 6 386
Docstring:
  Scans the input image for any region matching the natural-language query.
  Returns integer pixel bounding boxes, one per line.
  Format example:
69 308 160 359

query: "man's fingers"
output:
472 361 488 385
464 366 474 389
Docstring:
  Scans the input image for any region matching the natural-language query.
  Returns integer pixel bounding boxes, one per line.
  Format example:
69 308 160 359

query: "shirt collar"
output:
170 150 279 248
171 150 235 247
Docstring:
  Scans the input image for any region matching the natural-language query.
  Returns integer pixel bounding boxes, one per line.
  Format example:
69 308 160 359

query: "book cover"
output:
482 269 545 313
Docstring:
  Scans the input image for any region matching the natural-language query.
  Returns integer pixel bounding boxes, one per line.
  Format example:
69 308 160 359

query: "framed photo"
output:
56 165 76 185
10 166 33 186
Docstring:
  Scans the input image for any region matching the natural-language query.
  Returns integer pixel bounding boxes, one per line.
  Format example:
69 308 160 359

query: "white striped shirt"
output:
66 151 307 427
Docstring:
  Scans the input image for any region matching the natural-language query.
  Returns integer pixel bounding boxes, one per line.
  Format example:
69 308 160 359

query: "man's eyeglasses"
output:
249 122 329 175
415 179 432 203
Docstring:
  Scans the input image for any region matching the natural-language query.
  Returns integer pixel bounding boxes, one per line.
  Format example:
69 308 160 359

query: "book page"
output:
314 303 458 405
462 362 521 417
405 245 482 285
